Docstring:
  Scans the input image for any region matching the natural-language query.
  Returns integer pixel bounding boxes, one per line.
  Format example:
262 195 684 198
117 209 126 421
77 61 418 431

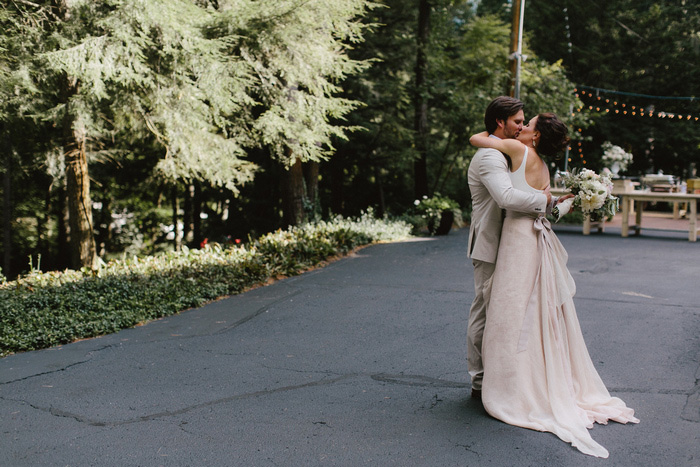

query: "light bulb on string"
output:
575 91 700 122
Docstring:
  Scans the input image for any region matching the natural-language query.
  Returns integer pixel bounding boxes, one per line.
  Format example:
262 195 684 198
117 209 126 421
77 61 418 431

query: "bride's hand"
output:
556 194 575 204
552 196 575 222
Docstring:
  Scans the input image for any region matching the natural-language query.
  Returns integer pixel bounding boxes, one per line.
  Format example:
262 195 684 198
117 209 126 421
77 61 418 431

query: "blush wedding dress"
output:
481 148 639 458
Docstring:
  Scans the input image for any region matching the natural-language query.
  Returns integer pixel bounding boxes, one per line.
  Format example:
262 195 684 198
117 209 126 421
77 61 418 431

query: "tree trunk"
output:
183 184 193 246
38 180 53 270
192 182 202 246
62 79 97 271
65 131 97 269
413 0 430 199
303 161 320 219
2 144 11 277
171 186 181 251
329 149 346 214
282 156 305 227
56 181 70 269
374 165 386 217
53 0 95 269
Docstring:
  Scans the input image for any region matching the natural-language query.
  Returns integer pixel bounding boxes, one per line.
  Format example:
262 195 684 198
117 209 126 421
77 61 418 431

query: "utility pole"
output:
509 0 525 98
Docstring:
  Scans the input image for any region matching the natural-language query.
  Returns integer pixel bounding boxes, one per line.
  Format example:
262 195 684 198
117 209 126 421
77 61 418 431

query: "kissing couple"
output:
466 96 639 458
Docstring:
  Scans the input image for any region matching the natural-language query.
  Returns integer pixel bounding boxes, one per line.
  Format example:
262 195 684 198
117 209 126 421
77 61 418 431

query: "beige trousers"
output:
467 259 495 390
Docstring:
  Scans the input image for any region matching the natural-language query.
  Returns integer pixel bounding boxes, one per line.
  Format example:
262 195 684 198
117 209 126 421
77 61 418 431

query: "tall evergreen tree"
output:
3 0 260 268
212 0 375 225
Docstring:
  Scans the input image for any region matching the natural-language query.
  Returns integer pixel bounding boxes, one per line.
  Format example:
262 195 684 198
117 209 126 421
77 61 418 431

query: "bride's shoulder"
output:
504 139 527 160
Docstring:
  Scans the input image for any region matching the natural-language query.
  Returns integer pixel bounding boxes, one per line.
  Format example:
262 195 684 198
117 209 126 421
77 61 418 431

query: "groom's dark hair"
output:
484 96 524 134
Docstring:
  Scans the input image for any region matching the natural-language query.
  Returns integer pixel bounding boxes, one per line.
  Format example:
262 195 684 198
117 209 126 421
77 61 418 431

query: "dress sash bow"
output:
517 216 576 352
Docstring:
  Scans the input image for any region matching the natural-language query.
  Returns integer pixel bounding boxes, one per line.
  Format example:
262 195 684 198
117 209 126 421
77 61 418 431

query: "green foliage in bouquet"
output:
0 212 411 357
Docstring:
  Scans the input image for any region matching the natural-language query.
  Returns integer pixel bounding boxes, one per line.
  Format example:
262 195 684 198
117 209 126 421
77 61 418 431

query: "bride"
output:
470 113 639 458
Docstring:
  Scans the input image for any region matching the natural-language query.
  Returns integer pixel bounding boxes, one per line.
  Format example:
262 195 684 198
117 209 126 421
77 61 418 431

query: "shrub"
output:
0 212 411 356
406 194 463 235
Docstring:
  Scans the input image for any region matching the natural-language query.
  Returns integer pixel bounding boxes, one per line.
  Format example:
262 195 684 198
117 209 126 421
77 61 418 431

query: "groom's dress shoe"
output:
471 389 481 399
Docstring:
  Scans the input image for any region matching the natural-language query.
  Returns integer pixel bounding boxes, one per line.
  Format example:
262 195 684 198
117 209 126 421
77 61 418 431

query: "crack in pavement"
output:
576 296 700 312
8 373 357 428
607 387 693 395
7 372 459 428
1 290 305 387
371 373 469 389
455 442 481 456
681 376 700 423
0 360 92 386
209 289 305 336
0 345 114 386
7 371 696 429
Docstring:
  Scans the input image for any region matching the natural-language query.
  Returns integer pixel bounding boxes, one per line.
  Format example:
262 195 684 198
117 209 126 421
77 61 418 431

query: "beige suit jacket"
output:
467 147 547 263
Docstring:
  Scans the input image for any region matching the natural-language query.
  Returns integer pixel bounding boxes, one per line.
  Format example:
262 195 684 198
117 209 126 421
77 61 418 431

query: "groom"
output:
466 96 551 398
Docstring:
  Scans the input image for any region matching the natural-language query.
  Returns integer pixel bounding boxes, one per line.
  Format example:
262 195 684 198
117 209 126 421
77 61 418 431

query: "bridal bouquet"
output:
553 169 619 221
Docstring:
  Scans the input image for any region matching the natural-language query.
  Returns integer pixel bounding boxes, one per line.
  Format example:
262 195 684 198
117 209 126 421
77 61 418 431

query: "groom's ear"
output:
495 118 505 130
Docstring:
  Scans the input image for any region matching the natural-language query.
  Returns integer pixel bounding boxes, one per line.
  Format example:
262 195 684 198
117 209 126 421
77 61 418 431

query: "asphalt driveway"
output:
1 226 698 466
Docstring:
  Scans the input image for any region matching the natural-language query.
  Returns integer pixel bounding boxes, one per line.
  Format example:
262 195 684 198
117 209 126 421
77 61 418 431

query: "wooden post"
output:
509 0 523 97
689 199 697 242
413 0 430 199
621 195 630 237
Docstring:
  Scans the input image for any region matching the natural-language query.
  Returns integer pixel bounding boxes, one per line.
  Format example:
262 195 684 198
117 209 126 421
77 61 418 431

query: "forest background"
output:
2 0 699 280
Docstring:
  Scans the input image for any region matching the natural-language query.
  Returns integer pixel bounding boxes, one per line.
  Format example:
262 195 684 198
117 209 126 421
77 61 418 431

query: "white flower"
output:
414 199 420 206
582 179 607 195
581 191 607 212
559 168 620 220
601 142 633 171
579 168 596 180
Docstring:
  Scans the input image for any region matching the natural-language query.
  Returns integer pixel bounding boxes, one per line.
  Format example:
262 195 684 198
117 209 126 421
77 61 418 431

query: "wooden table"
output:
618 191 700 242
551 188 700 241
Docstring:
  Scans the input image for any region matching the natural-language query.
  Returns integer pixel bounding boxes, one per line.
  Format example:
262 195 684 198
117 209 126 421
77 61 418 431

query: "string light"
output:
569 86 699 168
574 89 700 121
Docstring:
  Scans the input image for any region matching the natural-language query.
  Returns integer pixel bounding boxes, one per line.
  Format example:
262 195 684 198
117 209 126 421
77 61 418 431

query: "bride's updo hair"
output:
535 113 570 158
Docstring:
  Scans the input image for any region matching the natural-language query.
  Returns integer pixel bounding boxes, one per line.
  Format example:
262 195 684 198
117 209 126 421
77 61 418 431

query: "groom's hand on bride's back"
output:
544 186 552 206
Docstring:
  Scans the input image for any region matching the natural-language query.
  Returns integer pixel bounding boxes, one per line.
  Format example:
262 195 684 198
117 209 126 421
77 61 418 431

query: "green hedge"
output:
0 212 411 356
